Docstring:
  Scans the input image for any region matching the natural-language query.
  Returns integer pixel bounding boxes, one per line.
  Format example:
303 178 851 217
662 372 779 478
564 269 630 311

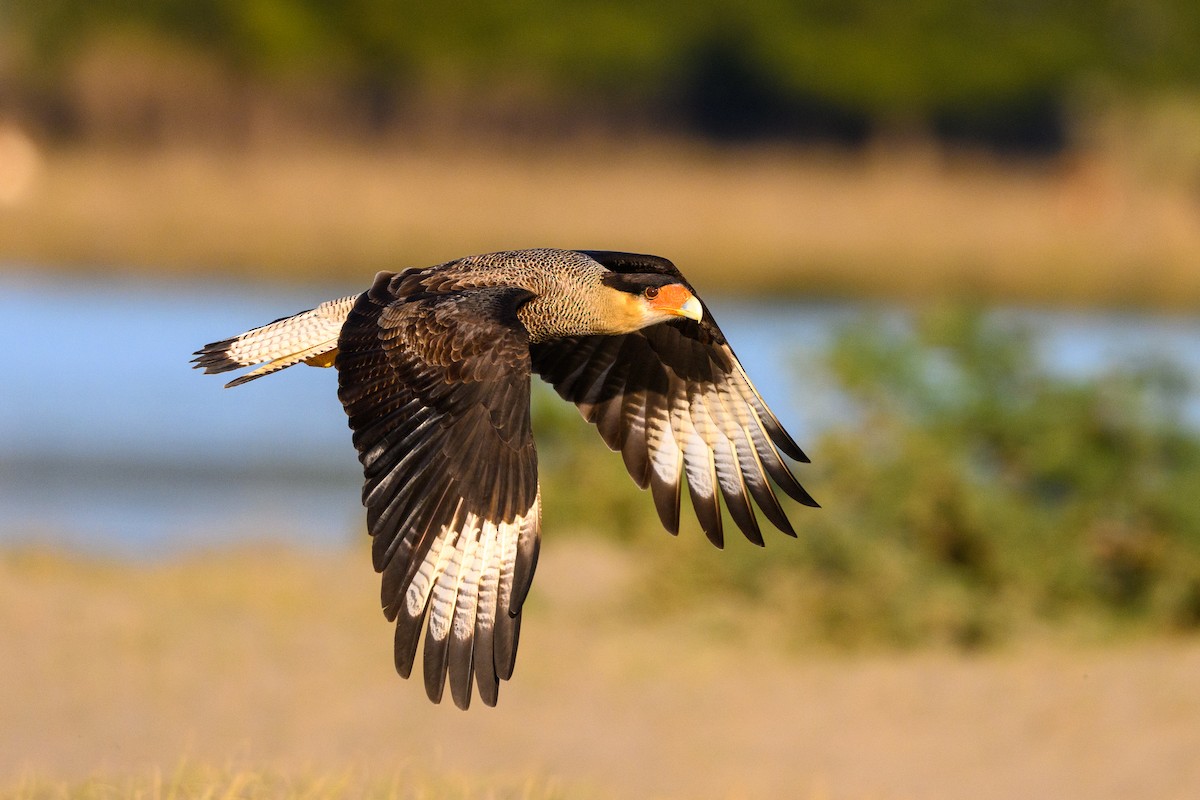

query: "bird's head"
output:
597 272 704 333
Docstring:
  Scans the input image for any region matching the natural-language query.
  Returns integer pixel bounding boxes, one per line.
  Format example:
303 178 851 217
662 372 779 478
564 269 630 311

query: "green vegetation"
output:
537 307 1200 648
7 0 1200 146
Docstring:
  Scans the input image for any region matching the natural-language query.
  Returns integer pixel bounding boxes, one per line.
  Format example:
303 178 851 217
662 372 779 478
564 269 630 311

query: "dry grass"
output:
3 138 1200 306
2 764 573 800
2 540 1199 800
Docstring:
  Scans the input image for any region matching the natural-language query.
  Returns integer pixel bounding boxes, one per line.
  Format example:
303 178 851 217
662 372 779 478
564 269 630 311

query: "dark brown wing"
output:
337 272 540 710
529 251 817 549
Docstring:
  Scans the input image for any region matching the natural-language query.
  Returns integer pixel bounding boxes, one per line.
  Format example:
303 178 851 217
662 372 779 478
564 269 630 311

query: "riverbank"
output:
3 138 1199 308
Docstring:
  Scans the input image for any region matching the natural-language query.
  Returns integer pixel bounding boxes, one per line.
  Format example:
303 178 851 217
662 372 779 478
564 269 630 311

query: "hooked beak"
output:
676 294 703 322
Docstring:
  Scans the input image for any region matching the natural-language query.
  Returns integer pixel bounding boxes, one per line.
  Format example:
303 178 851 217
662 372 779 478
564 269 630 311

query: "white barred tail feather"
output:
191 295 358 387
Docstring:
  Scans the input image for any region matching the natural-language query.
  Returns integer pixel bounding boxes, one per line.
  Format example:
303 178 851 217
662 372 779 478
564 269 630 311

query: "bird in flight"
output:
194 248 816 709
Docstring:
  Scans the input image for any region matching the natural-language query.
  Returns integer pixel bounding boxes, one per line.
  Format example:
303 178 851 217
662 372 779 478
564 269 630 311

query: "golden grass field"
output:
3 539 1199 800
2 137 1200 307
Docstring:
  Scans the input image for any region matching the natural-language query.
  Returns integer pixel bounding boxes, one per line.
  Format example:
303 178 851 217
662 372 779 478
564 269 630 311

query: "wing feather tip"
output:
223 373 261 389
450 675 474 711
778 437 810 464
740 522 766 547
792 485 821 508
423 643 448 704
393 609 424 680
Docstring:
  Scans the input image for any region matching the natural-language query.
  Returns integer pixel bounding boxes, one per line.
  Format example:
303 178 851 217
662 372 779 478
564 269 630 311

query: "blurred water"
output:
1 269 1197 556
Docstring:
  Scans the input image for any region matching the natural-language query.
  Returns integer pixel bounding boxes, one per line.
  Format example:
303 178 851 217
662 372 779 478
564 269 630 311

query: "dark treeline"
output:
5 0 1200 151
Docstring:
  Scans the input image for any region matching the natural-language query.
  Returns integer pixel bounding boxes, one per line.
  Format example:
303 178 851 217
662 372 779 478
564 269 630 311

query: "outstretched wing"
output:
530 250 816 549
337 272 540 710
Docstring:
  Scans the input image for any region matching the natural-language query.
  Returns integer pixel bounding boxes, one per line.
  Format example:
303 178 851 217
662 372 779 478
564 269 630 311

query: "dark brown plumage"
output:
193 248 816 709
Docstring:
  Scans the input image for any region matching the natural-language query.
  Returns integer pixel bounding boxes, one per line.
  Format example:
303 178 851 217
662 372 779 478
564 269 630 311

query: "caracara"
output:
194 249 816 709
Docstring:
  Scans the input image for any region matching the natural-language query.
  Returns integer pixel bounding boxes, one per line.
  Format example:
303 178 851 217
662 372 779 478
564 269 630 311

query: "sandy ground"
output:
1 540 1198 800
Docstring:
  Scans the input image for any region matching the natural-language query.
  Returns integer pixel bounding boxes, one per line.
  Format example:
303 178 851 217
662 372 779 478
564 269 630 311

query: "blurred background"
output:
2 2 1199 798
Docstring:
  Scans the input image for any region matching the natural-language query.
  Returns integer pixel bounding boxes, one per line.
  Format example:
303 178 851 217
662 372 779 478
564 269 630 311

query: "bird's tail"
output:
192 294 360 387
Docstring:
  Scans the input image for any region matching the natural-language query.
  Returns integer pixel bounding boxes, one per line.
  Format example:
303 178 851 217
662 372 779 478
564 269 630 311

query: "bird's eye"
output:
644 287 659 299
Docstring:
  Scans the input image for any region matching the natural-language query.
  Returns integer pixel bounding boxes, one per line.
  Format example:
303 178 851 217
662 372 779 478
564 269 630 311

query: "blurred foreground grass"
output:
3 764 574 800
